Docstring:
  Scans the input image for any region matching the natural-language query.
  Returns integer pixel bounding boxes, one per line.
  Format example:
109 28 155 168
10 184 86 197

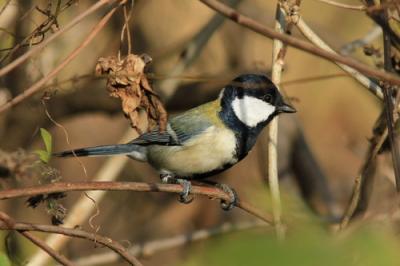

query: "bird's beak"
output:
277 102 296 113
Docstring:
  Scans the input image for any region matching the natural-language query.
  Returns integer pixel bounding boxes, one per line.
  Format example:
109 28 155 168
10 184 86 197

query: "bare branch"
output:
0 181 273 224
74 220 266 266
198 0 400 85
296 18 384 99
27 131 138 266
314 0 366 11
0 0 118 78
0 1 122 114
0 218 143 266
0 212 75 266
381 1 400 192
340 118 387 228
268 1 290 240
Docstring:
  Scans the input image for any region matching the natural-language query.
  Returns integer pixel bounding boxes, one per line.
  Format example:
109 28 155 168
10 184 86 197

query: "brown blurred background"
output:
1 0 398 265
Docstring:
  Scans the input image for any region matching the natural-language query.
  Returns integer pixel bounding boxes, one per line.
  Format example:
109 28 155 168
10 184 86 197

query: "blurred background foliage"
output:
0 0 399 265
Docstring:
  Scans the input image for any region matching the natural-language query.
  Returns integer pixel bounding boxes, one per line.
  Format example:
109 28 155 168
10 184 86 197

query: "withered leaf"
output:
95 54 167 133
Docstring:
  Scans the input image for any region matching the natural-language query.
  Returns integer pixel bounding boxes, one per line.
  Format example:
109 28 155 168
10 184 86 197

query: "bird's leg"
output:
216 183 238 211
175 179 193 204
159 174 193 204
160 173 175 184
197 180 238 211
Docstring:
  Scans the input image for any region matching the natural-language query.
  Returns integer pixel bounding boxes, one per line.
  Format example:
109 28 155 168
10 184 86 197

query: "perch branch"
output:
0 181 273 224
27 130 137 266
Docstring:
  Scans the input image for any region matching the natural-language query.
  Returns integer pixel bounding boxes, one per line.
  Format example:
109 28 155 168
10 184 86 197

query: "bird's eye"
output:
263 94 272 103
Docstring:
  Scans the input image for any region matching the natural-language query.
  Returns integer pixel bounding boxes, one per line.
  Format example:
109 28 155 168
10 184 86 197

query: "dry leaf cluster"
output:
95 54 167 133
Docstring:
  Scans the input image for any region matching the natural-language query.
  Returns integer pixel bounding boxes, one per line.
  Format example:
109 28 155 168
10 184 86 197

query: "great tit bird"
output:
55 74 296 209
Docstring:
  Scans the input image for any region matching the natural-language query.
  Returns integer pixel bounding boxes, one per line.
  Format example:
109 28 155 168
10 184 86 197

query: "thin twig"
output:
0 181 273 224
158 0 241 100
0 0 12 16
0 2 122 114
381 1 400 191
268 2 288 240
26 131 137 266
340 125 388 228
73 220 266 266
0 219 143 266
314 0 366 11
198 0 400 85
340 26 382 55
296 17 384 99
0 212 75 266
0 0 116 78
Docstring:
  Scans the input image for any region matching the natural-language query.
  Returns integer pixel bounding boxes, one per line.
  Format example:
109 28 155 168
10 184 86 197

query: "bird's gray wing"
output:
128 107 213 146
128 128 179 146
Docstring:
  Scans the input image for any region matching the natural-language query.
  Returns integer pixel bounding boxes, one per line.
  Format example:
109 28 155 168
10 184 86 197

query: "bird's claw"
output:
176 179 193 204
216 183 237 211
160 175 193 204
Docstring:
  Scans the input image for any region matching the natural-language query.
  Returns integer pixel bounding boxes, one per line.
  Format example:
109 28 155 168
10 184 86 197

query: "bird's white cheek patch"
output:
232 96 275 127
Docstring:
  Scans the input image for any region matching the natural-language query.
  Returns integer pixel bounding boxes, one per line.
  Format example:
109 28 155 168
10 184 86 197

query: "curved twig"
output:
0 219 143 266
0 212 75 266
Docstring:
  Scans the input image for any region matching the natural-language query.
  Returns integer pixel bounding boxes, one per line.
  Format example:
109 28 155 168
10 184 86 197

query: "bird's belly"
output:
147 126 237 177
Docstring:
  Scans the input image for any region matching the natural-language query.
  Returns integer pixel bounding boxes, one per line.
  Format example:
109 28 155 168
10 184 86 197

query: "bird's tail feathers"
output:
53 144 136 158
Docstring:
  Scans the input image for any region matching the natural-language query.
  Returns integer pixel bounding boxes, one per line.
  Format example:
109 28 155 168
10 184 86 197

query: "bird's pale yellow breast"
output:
147 125 237 177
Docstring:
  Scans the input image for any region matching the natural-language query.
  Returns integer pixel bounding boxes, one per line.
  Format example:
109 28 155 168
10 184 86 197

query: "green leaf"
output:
40 128 52 154
34 150 50 164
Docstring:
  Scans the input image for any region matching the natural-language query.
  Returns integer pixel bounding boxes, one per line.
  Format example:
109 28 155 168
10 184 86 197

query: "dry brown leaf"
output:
95 54 167 133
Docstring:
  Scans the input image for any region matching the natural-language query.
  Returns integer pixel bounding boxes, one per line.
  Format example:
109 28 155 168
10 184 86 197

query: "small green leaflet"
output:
34 128 53 163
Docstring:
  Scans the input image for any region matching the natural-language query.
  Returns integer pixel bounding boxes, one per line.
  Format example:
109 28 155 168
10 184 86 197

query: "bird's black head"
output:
219 74 295 129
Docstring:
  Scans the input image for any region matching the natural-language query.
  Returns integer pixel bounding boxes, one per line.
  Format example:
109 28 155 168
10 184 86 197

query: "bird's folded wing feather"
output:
128 106 214 146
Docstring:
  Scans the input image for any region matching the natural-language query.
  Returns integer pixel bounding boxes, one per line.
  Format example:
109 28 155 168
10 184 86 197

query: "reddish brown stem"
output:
198 0 400 85
0 212 75 266
0 217 143 266
0 181 273 224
